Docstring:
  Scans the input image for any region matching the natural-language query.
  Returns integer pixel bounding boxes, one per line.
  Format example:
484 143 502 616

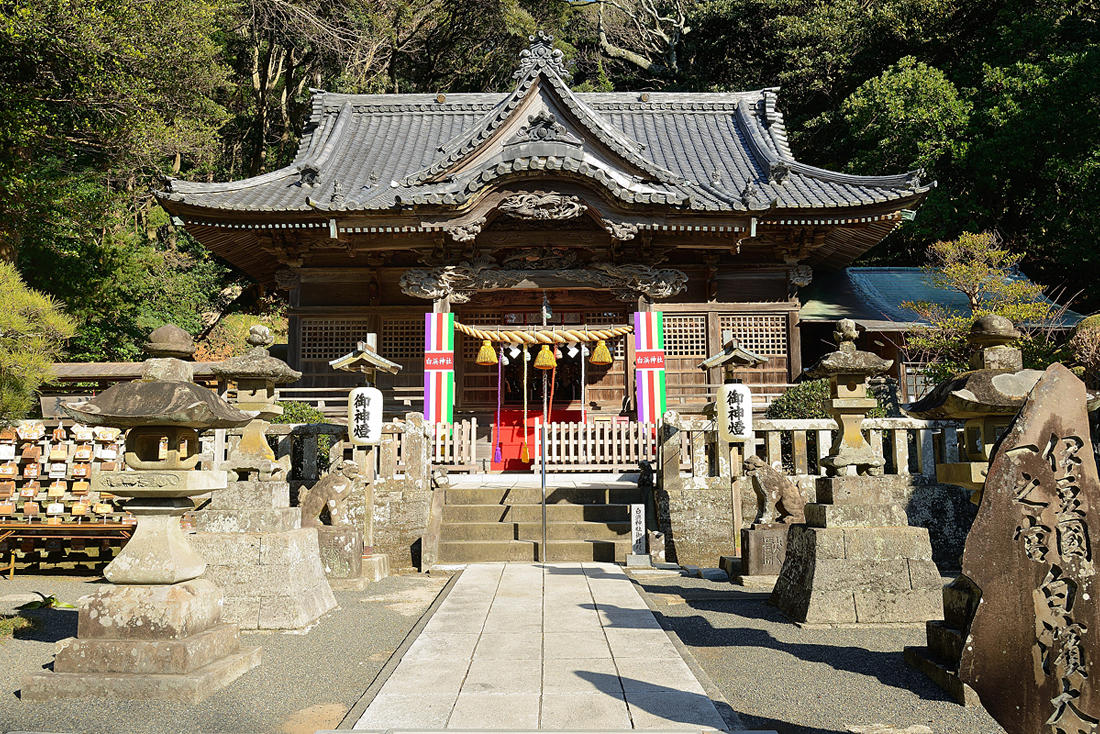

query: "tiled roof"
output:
159 37 929 217
800 267 1084 330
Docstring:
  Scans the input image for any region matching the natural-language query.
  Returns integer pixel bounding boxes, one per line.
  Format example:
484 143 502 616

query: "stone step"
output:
438 538 631 564
445 487 644 506
903 645 981 707
440 521 631 542
925 619 965 663
441 503 630 524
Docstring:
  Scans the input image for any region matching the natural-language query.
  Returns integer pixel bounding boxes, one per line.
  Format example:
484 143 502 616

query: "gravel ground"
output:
0 572 447 734
631 572 1007 734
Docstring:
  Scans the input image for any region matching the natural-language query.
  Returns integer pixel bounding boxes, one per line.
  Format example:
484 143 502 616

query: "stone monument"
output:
22 325 261 702
903 315 1042 704
957 363 1100 732
770 319 944 624
298 460 387 584
736 455 806 588
190 325 337 630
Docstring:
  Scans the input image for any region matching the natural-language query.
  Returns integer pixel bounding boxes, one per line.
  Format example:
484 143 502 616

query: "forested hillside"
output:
2 0 1096 360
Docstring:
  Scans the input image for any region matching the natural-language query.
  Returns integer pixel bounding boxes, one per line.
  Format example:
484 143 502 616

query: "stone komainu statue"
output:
744 454 806 525
298 460 361 528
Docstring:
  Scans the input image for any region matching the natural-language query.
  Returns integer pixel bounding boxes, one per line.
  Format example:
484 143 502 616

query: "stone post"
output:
658 410 683 494
405 412 431 490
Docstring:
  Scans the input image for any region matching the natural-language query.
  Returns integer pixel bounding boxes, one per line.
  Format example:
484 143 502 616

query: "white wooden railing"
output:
530 420 660 472
429 419 478 472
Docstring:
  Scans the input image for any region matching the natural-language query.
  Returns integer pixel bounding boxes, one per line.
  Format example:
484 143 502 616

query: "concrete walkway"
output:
352 563 733 731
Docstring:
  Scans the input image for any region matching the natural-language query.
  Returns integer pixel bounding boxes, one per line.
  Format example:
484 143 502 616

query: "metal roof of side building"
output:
799 267 1084 330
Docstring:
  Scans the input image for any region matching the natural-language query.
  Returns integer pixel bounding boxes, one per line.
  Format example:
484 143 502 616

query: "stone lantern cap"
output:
968 313 1021 348
211 346 302 385
143 324 195 360
806 319 893 380
62 380 256 429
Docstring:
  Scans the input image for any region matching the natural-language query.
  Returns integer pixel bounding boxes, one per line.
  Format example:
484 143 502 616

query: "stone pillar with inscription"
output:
951 363 1100 732
190 326 337 630
770 320 944 624
22 325 261 702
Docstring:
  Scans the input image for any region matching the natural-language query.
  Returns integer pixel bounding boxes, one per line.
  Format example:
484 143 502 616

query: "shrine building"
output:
156 33 930 470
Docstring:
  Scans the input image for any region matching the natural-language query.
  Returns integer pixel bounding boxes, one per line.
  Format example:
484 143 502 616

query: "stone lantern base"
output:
21 580 260 703
191 479 336 629
769 475 944 625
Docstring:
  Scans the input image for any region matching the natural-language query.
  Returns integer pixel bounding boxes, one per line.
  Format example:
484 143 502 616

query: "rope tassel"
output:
533 344 556 370
476 339 497 365
590 339 613 365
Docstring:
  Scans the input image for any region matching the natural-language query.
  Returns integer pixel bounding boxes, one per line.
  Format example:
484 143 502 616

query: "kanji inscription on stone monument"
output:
958 363 1100 734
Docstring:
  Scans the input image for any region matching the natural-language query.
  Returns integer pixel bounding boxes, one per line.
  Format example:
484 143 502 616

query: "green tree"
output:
902 231 1059 382
0 263 76 423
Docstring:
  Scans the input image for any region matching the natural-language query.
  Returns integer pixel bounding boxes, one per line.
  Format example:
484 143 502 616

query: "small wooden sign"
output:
47 481 66 498
73 425 93 442
71 481 90 494
74 445 92 461
0 501 13 515
48 463 66 479
71 503 88 516
93 502 113 515
19 486 36 499
23 501 40 517
22 462 39 479
0 444 14 461
0 481 13 498
0 463 16 479
48 446 67 462
46 502 64 515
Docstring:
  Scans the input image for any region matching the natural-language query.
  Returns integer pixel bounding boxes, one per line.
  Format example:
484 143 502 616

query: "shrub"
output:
766 379 886 420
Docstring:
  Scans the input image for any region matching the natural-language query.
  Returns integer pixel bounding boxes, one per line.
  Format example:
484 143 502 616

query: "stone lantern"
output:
905 314 1042 503
23 325 261 702
769 319 943 625
807 319 894 476
211 324 302 480
904 315 1043 705
190 324 337 630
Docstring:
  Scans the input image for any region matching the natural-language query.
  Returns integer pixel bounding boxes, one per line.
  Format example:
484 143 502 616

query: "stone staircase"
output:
436 480 642 563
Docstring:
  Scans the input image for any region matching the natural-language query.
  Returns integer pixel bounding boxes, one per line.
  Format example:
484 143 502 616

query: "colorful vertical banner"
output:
634 311 667 424
424 312 455 424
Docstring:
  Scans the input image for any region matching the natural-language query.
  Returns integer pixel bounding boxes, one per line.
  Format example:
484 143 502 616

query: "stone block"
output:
208 480 290 510
842 527 934 561
815 474 913 505
741 525 790 576
362 554 389 582
21 645 260 703
317 525 363 578
854 588 943 623
189 534 261 566
804 502 908 528
907 558 946 591
54 623 240 675
259 527 320 566
802 590 858 624
219 595 260 630
811 559 913 593
77 580 221 641
903 646 981 706
257 587 334 629
193 508 299 534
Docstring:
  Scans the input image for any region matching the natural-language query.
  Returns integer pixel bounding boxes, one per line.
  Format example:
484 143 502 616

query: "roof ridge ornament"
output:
514 31 571 81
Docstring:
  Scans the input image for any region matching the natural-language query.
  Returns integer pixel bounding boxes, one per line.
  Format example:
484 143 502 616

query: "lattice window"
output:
301 319 374 361
459 312 501 358
903 363 935 402
586 311 627 357
720 314 788 357
380 318 424 360
663 315 708 357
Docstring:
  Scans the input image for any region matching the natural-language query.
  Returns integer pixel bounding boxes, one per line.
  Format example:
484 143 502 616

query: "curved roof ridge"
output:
166 166 297 195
